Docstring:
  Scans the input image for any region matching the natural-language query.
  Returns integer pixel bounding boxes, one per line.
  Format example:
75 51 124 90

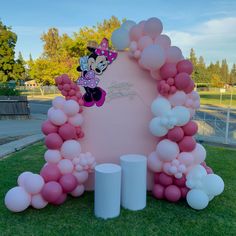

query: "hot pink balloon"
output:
41 181 63 203
59 174 77 193
129 25 142 41
184 79 195 93
177 60 193 74
182 121 198 136
52 193 67 205
159 173 173 186
164 185 181 202
154 173 161 184
45 133 63 149
175 72 191 90
138 35 153 50
173 175 186 187
167 127 184 142
178 136 196 152
58 123 77 140
160 63 177 79
143 17 163 39
180 187 189 199
153 184 165 199
63 84 71 91
40 163 61 182
41 120 58 135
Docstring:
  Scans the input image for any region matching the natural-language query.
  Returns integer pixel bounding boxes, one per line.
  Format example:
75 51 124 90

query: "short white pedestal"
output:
120 154 147 211
94 163 121 219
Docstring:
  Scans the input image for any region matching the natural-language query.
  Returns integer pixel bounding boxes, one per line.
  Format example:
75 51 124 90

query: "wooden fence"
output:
0 96 30 119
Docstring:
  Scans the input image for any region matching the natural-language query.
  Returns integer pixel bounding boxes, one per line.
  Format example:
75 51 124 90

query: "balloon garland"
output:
4 17 224 212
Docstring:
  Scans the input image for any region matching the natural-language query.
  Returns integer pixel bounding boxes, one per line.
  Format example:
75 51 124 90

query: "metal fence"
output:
194 105 236 145
16 86 60 96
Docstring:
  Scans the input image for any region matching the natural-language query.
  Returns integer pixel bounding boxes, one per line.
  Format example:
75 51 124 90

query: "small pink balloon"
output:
68 89 76 96
41 181 63 203
31 194 48 209
153 184 165 199
206 167 214 174
178 136 196 152
40 163 61 182
57 159 74 174
175 72 191 90
129 25 143 41
166 77 174 86
167 127 184 142
177 60 193 75
55 76 63 85
58 123 77 140
59 174 77 193
178 152 194 166
173 175 186 187
52 193 67 205
164 185 181 202
159 173 173 186
70 184 85 197
143 17 163 39
41 120 58 135
45 133 63 150
44 149 61 163
160 63 177 79
170 86 177 94
63 84 71 91
62 75 71 84
182 121 198 136
138 35 153 50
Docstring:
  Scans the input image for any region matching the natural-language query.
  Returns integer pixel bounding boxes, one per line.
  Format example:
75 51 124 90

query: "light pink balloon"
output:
70 184 85 197
192 143 206 164
31 194 48 209
156 139 180 161
134 50 141 59
44 149 62 163
24 174 45 195
178 152 194 166
138 35 153 50
150 70 162 80
61 140 81 160
17 172 33 187
143 17 163 39
138 20 146 31
147 152 163 172
57 159 74 174
129 41 138 51
47 107 67 126
139 44 165 70
68 113 84 127
129 25 142 41
52 96 65 109
166 46 183 64
154 34 171 49
73 171 89 184
169 91 187 106
63 100 80 117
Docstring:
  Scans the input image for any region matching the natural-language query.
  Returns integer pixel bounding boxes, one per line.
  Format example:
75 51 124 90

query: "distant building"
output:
24 80 37 87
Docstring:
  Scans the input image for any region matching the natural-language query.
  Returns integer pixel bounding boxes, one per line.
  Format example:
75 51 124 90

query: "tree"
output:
211 74 223 88
221 59 229 84
230 64 236 85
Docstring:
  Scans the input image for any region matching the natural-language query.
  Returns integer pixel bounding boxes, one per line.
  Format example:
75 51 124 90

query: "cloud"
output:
165 17 236 67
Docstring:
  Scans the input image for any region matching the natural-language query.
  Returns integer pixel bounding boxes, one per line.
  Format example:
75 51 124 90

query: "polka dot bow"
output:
95 38 118 64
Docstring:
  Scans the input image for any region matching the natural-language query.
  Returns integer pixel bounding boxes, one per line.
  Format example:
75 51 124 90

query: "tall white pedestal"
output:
120 154 147 211
94 163 121 219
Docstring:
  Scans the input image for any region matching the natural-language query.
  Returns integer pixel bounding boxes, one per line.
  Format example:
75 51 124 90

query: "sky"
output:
1 0 236 67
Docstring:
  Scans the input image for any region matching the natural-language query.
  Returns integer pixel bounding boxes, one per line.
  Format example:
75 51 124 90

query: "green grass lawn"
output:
0 142 236 236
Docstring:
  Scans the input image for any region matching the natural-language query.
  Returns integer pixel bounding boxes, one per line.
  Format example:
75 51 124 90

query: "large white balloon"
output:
201 174 224 196
187 189 209 210
192 143 206 164
186 165 207 189
171 106 190 126
5 187 31 212
151 96 171 117
111 28 130 50
149 117 168 137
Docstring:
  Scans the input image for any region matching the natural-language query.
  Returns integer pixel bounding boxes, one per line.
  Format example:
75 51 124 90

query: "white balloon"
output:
5 187 31 212
171 106 190 126
111 28 129 50
187 189 209 210
151 96 171 117
192 143 206 164
17 172 33 187
121 20 136 31
186 165 207 189
201 174 224 196
31 194 48 209
24 174 45 194
149 117 168 137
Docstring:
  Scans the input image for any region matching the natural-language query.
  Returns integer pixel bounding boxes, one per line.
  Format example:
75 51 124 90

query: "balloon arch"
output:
5 17 224 212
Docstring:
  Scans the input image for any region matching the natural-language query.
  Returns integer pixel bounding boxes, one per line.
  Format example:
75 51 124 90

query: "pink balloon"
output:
40 163 61 182
182 121 198 136
52 193 67 205
68 113 84 127
57 159 74 174
154 173 160 184
47 107 67 126
178 152 194 166
160 63 177 79
55 76 63 85
159 173 173 186
147 152 163 172
41 120 58 135
167 127 184 142
61 140 81 160
175 72 191 90
129 25 142 41
192 143 206 164
166 78 174 86
134 50 141 59
61 90 68 97
73 171 89 184
138 35 153 50
169 91 187 106
62 75 71 84
45 133 63 149
156 139 180 161
59 174 77 193
129 41 138 51
41 181 63 203
143 17 163 39
153 184 165 199
178 136 196 152
180 187 189 199
173 175 186 187
177 60 193 74
154 34 171 49
70 184 85 197
150 70 162 80
170 86 177 94
63 100 80 117
44 149 62 163
164 185 181 202
31 194 48 209
68 89 76 96
58 123 77 140
166 46 183 64
184 79 195 93
63 84 71 91
52 97 65 109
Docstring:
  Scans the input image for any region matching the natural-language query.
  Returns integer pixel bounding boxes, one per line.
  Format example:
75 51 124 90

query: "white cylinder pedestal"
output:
120 154 147 211
94 163 121 219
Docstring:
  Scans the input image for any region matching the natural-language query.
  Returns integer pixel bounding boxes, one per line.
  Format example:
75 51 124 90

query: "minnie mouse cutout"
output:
77 38 118 107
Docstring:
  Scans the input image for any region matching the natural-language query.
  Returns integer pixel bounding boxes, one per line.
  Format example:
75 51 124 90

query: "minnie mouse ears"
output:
87 38 118 64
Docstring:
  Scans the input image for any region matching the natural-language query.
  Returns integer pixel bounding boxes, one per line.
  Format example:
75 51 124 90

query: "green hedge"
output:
0 87 21 96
